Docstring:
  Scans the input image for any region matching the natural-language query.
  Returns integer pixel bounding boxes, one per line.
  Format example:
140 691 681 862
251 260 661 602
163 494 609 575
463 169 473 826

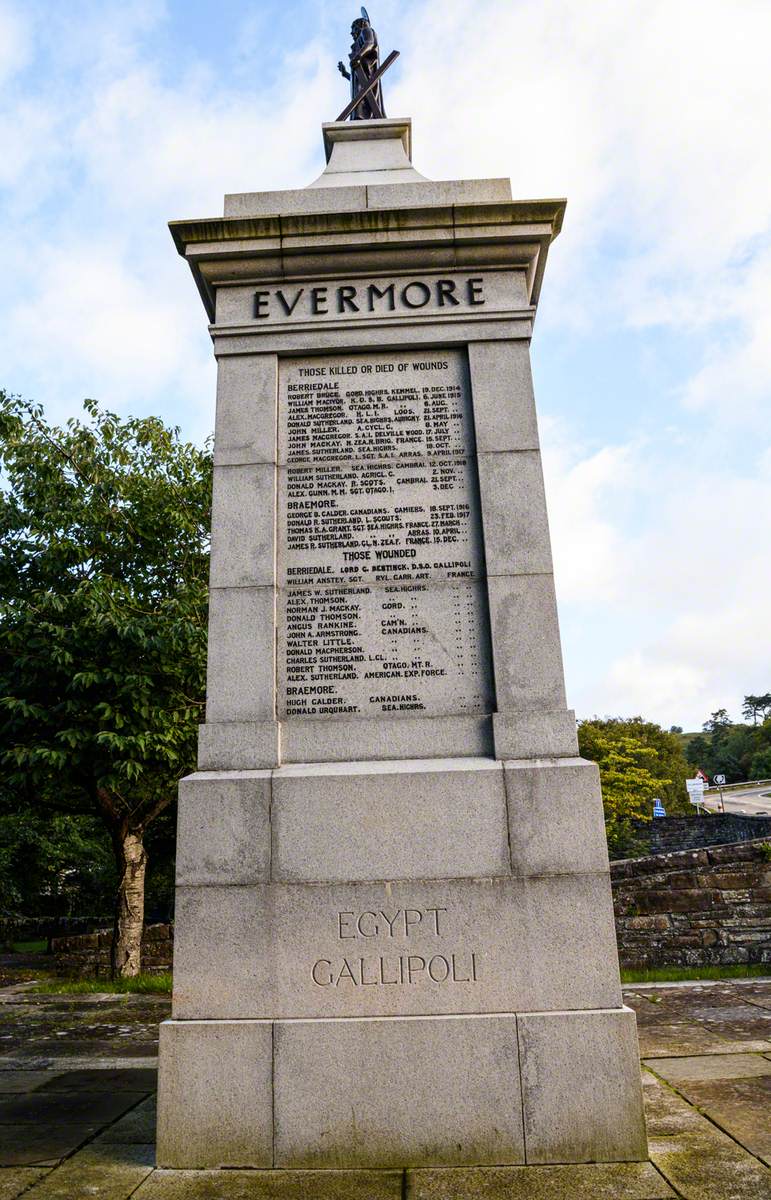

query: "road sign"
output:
653 799 666 817
713 774 726 785
686 777 705 806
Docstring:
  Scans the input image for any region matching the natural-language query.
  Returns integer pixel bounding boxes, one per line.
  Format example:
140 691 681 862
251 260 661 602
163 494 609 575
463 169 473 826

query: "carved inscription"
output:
311 905 480 989
278 350 494 719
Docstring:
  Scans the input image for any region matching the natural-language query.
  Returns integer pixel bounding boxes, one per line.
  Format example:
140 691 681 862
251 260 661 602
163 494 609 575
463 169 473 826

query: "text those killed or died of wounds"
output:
278 350 494 719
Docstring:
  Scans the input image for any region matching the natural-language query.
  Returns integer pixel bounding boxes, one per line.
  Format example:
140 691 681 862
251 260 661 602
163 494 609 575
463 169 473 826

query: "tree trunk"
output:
111 831 147 978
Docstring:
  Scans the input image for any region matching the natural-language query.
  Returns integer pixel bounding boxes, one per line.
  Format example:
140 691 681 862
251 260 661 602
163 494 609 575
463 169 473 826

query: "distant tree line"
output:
685 700 771 784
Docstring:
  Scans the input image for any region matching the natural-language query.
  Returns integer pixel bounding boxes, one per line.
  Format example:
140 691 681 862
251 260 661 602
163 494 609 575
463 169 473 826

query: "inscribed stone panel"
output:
277 350 494 720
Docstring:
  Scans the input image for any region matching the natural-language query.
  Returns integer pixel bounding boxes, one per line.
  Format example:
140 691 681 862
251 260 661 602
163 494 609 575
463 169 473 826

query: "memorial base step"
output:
157 1008 647 1169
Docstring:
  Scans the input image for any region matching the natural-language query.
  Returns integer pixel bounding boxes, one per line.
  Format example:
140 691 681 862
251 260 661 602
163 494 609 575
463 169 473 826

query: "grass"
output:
621 963 768 984
29 971 173 995
8 940 48 954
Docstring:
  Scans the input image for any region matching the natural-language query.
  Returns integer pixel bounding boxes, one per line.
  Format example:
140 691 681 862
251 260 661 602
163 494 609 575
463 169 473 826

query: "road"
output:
702 780 771 816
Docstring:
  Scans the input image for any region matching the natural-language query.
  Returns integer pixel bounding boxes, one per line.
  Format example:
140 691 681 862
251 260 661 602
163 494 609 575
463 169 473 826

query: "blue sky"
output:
1 0 769 731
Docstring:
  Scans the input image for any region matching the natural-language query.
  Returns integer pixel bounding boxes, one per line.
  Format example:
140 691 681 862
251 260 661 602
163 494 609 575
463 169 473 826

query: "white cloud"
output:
0 0 769 729
543 418 771 728
0 0 31 88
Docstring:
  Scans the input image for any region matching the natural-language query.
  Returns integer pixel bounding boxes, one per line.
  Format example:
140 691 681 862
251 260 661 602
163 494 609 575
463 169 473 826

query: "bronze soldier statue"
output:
338 8 386 120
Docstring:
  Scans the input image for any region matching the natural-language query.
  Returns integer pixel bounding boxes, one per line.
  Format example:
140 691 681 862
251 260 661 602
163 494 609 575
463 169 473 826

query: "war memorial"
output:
156 10 648 1174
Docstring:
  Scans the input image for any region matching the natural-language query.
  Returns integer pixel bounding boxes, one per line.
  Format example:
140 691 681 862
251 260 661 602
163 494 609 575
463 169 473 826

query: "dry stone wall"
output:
52 923 173 977
612 838 771 969
633 814 771 856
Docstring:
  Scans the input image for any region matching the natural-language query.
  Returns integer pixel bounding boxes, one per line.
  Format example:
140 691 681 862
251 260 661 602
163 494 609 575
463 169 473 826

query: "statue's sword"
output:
335 49 400 122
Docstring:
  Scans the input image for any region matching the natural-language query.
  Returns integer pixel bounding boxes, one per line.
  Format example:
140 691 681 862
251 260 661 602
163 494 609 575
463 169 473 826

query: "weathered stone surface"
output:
614 838 771 969
224 184 368 219
477 451 552 577
273 1015 524 1168
204 586 275 723
172 874 622 1020
19 1142 153 1199
279 713 494 763
366 178 513 211
643 1052 771 1084
156 1021 272 1168
177 772 271 886
466 339 539 453
134 1168 403 1198
518 1008 647 1163
0 1091 138 1126
93 1096 157 1145
212 353 277 467
209 464 275 588
0 1169 49 1199
665 1076 771 1160
197 720 279 771
492 709 579 759
486 574 568 711
0 1126 95 1167
407 1161 675 1199
271 758 509 882
644 1070 771 1200
504 758 609 877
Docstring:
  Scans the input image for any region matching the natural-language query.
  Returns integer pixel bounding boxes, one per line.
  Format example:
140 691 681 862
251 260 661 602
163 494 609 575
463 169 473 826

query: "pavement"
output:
0 980 769 1198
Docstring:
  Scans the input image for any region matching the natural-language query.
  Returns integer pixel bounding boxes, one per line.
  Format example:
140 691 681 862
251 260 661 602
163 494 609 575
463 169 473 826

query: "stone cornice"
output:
169 198 566 322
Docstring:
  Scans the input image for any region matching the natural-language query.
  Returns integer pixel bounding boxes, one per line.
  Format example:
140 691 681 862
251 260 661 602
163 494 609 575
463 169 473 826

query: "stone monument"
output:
157 38 647 1172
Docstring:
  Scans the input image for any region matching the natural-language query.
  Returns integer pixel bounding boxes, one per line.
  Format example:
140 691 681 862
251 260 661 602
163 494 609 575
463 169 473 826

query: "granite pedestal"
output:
157 118 647 1171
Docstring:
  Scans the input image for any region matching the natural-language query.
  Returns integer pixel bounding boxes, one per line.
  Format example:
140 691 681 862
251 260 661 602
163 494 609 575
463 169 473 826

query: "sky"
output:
0 0 769 732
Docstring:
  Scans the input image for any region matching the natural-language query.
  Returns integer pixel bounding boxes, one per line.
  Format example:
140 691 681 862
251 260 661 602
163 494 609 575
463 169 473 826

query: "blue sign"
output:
653 800 666 818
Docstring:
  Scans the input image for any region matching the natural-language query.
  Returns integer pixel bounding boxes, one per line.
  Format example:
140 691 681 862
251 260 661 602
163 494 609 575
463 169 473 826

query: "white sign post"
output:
686 777 706 813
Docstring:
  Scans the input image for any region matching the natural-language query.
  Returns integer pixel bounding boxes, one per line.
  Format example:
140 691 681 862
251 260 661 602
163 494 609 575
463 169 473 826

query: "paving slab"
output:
405 1162 676 1198
737 984 771 1011
0 1056 158 1071
0 1125 96 1167
35 1068 157 1093
0 1090 141 1126
0 1072 51 1094
636 1021 751 1057
0 1168 50 1199
20 1141 154 1199
644 1052 771 1083
644 1071 771 1200
133 1169 403 1198
0 994 169 1062
93 1095 157 1144
667 1076 771 1162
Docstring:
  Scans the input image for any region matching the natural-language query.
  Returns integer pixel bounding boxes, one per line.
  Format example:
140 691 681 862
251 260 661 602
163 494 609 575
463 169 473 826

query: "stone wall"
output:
633 814 771 856
0 915 113 950
52 923 173 977
612 838 771 969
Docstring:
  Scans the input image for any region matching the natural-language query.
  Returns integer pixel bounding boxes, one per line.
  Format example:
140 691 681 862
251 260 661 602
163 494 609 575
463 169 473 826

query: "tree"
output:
703 709 732 734
742 694 771 726
578 717 692 858
0 394 211 975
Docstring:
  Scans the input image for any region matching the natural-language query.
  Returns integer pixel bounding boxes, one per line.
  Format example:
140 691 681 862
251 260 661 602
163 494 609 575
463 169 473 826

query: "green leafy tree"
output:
742 694 771 726
0 393 211 975
578 717 691 857
703 709 732 734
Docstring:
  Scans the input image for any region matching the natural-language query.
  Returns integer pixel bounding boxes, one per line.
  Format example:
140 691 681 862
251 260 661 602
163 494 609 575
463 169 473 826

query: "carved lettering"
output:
278 350 494 721
252 275 493 321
